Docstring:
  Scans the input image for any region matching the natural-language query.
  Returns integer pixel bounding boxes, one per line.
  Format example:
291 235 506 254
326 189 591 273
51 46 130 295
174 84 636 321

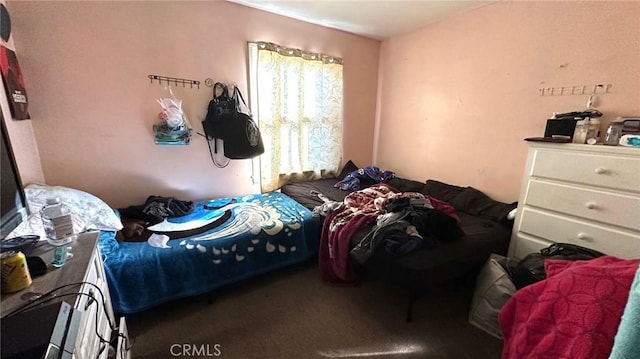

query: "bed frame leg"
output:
406 293 416 323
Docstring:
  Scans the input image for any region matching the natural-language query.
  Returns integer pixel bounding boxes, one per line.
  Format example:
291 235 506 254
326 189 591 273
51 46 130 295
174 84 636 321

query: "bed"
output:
14 185 320 315
280 171 517 320
100 192 320 314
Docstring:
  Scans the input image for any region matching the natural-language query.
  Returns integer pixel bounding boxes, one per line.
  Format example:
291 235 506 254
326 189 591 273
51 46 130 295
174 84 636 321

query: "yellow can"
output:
1 251 33 293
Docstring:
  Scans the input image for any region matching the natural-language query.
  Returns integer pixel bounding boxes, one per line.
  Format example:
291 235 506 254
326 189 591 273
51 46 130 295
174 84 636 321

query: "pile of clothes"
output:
319 184 462 284
350 194 463 264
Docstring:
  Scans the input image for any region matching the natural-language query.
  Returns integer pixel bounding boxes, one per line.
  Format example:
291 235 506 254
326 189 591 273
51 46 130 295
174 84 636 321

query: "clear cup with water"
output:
41 197 76 267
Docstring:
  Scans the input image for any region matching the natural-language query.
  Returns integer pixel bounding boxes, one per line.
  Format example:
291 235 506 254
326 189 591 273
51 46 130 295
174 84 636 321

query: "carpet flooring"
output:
125 260 502 359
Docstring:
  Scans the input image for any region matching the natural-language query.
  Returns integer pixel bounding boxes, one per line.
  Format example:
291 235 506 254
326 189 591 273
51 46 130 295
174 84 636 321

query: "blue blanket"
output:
98 192 320 314
610 263 640 359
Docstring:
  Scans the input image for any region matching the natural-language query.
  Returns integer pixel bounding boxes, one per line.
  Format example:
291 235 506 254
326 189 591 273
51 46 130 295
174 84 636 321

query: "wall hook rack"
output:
148 74 200 89
203 79 239 89
539 83 611 97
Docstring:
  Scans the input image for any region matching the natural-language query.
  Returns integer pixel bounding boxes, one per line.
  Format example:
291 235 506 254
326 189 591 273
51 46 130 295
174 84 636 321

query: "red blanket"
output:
318 183 458 284
499 256 640 359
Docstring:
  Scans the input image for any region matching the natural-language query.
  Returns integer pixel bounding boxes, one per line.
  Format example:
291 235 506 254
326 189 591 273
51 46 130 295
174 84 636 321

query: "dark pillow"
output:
449 187 517 223
386 177 425 193
422 179 467 203
337 160 359 179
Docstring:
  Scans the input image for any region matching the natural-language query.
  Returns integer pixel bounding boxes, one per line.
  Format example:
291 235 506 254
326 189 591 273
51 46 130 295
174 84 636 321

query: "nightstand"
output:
1 231 131 359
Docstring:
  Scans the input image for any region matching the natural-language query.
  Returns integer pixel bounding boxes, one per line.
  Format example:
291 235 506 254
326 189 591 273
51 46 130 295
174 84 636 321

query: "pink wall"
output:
8 1 379 208
376 1 640 202
8 1 639 208
0 0 44 186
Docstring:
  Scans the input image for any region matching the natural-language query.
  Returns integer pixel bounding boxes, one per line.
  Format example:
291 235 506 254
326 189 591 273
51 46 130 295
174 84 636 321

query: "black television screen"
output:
1 110 29 240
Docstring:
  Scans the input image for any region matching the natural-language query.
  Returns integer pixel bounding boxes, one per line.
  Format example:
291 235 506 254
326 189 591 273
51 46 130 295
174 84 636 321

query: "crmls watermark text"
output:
170 343 222 357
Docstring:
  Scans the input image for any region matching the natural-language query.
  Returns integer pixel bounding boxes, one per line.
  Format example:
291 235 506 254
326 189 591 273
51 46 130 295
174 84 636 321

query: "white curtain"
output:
248 42 343 192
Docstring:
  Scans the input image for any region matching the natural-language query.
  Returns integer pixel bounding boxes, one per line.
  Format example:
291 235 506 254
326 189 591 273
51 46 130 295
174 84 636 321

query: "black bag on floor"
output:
511 243 604 289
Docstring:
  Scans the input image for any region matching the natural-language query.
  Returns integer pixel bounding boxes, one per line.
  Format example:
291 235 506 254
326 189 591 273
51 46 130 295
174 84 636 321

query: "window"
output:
248 42 343 192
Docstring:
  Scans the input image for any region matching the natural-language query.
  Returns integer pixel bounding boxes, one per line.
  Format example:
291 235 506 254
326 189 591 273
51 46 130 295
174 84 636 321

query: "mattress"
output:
98 191 320 314
353 212 511 290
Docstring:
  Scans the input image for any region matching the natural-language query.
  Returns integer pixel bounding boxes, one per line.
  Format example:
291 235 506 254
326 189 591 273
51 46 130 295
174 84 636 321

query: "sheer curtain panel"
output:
248 42 343 193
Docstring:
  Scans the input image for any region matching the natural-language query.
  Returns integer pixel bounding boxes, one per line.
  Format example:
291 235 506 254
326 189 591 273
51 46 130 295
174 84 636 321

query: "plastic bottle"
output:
41 197 76 267
572 119 588 144
586 117 601 145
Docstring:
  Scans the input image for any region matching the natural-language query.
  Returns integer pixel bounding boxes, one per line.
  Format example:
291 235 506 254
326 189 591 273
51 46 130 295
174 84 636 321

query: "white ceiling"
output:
228 0 495 40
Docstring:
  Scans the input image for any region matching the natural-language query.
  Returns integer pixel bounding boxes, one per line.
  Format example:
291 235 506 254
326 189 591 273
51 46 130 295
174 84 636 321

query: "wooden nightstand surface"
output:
1 231 100 318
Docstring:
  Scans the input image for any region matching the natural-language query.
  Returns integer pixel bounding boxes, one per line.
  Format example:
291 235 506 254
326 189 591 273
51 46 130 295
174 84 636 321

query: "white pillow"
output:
15 184 123 238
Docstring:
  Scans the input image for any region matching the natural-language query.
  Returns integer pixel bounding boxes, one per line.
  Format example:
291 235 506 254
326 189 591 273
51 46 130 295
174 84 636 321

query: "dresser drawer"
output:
530 149 640 193
524 179 640 231
518 207 640 258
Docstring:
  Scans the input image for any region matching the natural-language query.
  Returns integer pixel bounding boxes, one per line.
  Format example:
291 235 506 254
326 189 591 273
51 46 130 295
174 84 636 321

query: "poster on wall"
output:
0 45 29 120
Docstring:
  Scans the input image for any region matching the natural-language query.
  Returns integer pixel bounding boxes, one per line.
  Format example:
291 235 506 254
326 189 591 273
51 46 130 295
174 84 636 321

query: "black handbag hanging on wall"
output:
222 86 264 159
201 83 264 166
202 82 235 142
201 82 234 167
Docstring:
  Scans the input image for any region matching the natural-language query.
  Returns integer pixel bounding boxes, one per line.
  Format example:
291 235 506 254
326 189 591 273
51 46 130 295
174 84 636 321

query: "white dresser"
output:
508 142 640 260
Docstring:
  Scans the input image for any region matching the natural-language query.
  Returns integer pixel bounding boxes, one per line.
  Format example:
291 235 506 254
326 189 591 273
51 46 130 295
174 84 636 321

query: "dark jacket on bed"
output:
350 200 462 264
118 196 194 224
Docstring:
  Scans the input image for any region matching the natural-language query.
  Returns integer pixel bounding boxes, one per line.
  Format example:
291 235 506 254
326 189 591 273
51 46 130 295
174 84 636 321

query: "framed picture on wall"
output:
0 45 30 120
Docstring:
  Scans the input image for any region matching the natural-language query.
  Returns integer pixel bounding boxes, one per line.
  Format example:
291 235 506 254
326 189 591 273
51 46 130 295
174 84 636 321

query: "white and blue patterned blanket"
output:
98 192 319 314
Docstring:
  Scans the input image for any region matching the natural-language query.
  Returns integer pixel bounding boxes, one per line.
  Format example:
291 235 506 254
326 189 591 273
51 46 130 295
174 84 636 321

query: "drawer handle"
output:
594 167 608 174
577 233 590 241
586 202 598 210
